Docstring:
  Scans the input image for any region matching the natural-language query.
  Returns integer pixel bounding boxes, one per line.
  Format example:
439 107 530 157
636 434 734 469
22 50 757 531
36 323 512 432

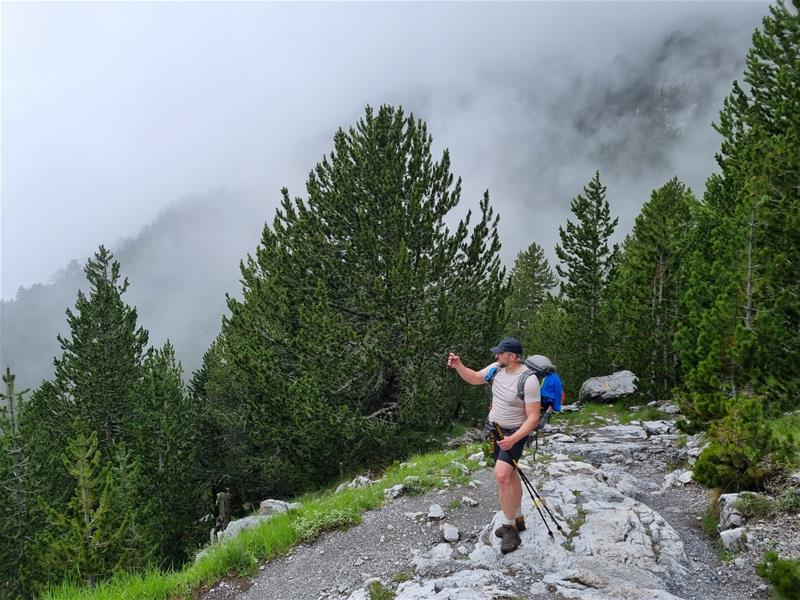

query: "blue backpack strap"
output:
485 365 502 384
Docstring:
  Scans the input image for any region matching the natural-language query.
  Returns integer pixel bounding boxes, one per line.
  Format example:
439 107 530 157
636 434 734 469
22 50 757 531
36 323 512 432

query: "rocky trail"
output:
202 406 799 600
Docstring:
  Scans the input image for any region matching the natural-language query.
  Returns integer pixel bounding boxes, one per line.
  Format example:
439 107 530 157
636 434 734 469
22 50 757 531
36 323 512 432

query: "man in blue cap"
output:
447 336 541 554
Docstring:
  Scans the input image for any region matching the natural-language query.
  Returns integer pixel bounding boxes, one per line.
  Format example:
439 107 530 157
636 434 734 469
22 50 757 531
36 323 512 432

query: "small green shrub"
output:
756 551 800 600
291 509 359 543
693 397 794 492
777 487 800 514
734 492 776 520
700 490 721 537
392 571 413 583
562 507 587 551
675 435 688 449
368 581 396 600
700 505 720 537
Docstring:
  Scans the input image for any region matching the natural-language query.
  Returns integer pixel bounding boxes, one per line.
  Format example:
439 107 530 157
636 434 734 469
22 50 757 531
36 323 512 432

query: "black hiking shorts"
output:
491 426 527 466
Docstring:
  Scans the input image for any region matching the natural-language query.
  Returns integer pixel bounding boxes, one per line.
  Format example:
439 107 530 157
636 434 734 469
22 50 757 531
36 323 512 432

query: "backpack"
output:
485 355 564 427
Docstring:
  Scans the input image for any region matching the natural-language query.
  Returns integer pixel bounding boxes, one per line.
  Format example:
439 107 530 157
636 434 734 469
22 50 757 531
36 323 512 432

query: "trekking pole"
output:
494 424 566 538
494 424 555 541
531 409 552 464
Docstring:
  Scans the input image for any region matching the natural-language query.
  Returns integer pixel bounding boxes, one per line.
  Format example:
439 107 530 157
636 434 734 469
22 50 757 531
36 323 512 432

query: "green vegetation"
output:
554 400 670 428
734 492 776 520
756 551 800 600
38 444 481 600
368 581 397 600
700 490 721 537
4 3 800 597
606 179 698 401
562 507 588 552
554 171 619 393
505 242 558 345
693 398 796 491
777 487 800 514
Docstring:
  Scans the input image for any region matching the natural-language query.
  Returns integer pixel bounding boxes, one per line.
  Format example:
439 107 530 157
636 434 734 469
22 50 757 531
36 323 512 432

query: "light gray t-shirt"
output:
480 362 541 428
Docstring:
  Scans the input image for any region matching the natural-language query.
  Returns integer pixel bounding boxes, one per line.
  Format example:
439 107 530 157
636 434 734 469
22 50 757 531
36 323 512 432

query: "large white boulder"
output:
579 371 638 403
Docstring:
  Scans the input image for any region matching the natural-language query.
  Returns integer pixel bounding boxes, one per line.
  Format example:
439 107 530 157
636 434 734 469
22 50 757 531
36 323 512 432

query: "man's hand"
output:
447 352 461 369
497 435 516 451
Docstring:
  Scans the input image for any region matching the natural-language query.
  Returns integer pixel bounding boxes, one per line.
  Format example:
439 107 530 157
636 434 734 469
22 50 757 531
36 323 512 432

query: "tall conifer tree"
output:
607 178 698 398
505 242 558 345
0 370 29 600
678 0 800 423
555 171 619 389
198 105 506 500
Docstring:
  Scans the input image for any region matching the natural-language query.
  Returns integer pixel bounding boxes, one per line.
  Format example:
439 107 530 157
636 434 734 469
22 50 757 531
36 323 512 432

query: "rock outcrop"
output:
579 371 638 403
346 455 690 600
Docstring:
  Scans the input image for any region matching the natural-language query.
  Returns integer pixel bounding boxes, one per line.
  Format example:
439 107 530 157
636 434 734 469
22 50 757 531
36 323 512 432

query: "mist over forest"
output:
0 5 767 391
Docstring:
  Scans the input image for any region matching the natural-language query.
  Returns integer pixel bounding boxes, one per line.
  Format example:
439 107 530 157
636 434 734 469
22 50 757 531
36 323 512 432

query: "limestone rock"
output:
384 484 405 499
258 499 300 516
219 514 272 541
718 493 745 531
720 527 748 552
441 523 460 542
579 371 638 403
428 504 445 520
335 475 374 494
642 420 673 436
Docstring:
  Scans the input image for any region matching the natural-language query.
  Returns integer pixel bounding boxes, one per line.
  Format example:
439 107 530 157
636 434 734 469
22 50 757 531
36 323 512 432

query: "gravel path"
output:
201 418 796 600
202 468 500 600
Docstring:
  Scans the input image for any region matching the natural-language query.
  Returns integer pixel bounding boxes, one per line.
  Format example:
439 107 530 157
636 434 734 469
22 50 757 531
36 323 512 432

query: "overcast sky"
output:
1 1 770 301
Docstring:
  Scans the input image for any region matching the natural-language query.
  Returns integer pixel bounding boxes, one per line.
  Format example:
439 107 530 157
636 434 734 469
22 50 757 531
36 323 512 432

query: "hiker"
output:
447 336 541 554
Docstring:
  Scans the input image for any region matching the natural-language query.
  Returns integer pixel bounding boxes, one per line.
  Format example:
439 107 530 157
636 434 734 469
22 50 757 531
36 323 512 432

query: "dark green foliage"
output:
505 242 558 342
21 247 149 510
555 171 618 390
524 296 569 391
693 397 795 491
679 0 800 425
132 342 210 565
197 105 506 502
607 178 699 399
757 551 800 600
0 370 29 600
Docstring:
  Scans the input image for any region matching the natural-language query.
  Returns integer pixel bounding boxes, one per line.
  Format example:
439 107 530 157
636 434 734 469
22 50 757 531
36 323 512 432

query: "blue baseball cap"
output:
489 337 523 355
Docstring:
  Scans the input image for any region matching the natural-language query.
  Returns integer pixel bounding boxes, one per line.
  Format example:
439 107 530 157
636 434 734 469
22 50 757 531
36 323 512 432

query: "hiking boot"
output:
494 516 526 537
499 524 521 554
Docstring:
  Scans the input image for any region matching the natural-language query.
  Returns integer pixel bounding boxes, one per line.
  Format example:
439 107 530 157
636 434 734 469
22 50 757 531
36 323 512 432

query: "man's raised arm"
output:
447 352 486 385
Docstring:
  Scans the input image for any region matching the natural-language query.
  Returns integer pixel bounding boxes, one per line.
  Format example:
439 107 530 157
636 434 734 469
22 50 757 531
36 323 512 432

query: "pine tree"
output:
607 178 699 399
133 342 209 565
679 0 800 423
200 105 506 501
0 369 29 600
505 242 558 344
21 247 149 536
29 420 130 589
555 171 619 389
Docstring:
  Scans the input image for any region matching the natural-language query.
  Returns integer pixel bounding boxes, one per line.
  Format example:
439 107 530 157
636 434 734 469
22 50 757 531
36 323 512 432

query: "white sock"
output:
515 507 523 518
501 514 515 526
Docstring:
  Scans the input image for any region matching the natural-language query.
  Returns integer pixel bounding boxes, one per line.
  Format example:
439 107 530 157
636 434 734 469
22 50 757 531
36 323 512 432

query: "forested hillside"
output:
2 2 798 597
